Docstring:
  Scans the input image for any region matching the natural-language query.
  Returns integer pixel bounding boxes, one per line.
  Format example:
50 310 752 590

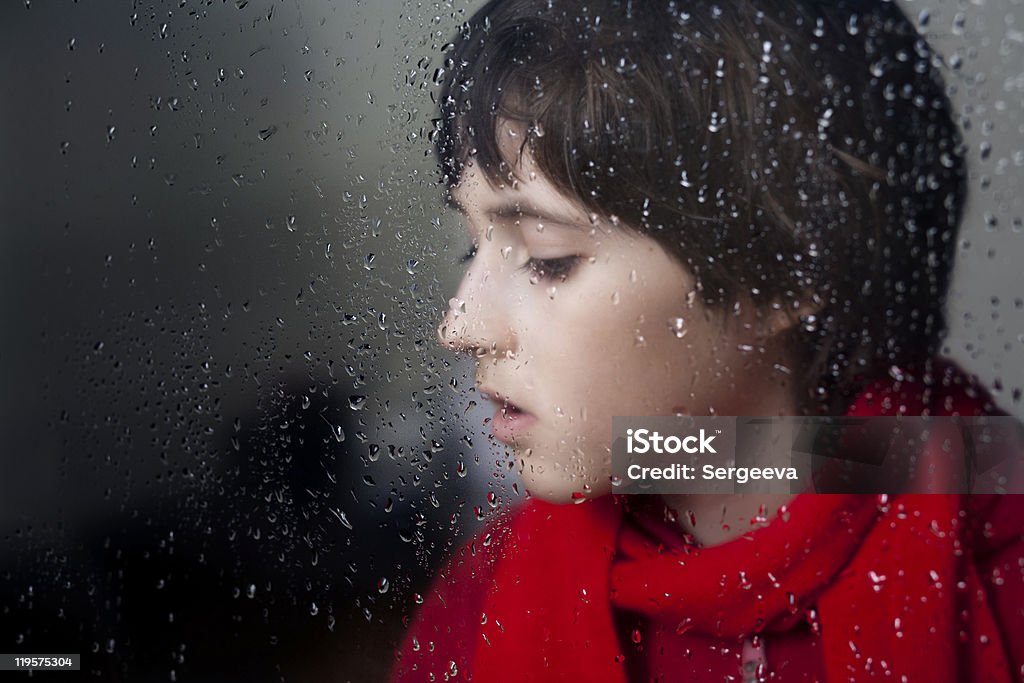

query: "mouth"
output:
480 387 537 445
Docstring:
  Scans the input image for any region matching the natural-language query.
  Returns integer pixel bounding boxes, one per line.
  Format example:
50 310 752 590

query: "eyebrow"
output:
444 195 584 228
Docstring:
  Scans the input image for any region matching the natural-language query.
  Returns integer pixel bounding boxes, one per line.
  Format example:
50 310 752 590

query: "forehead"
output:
449 121 593 224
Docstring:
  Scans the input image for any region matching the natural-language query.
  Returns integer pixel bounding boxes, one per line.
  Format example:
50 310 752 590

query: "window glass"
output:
1 1 1022 680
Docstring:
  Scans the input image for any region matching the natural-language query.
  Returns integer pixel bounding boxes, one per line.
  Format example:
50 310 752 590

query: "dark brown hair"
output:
434 0 966 414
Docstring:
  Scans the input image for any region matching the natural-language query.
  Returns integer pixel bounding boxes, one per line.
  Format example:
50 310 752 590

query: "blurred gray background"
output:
0 0 1021 680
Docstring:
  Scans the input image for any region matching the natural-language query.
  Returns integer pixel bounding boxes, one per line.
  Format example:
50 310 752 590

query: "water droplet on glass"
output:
329 508 352 530
786 592 798 614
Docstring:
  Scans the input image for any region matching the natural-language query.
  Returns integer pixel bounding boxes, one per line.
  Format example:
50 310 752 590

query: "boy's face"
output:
438 124 800 503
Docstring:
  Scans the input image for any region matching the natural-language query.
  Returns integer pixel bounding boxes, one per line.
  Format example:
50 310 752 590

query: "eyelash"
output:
519 255 581 281
458 245 581 281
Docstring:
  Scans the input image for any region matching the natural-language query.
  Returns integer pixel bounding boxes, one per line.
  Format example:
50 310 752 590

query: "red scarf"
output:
395 361 1024 682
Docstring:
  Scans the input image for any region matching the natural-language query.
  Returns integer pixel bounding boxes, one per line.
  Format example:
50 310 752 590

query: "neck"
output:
660 492 797 547
662 363 802 547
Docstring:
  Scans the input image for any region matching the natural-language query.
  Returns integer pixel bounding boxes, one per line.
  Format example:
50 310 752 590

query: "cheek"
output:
522 260 699 418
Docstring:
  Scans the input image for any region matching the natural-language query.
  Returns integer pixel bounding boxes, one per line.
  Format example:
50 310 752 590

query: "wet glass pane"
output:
1 1 1022 681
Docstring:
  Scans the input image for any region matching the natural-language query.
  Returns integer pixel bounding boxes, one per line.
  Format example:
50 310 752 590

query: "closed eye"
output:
520 255 581 281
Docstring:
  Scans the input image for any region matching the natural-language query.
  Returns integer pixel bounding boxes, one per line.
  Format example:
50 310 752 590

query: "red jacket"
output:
393 362 1024 682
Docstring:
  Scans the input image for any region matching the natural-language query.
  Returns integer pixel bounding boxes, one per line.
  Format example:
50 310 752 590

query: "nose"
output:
436 296 468 351
436 259 514 358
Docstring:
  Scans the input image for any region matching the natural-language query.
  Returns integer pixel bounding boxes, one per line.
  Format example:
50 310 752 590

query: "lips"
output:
480 387 537 444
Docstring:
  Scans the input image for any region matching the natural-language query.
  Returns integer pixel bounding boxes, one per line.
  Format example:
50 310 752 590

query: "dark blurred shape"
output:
0 379 447 681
